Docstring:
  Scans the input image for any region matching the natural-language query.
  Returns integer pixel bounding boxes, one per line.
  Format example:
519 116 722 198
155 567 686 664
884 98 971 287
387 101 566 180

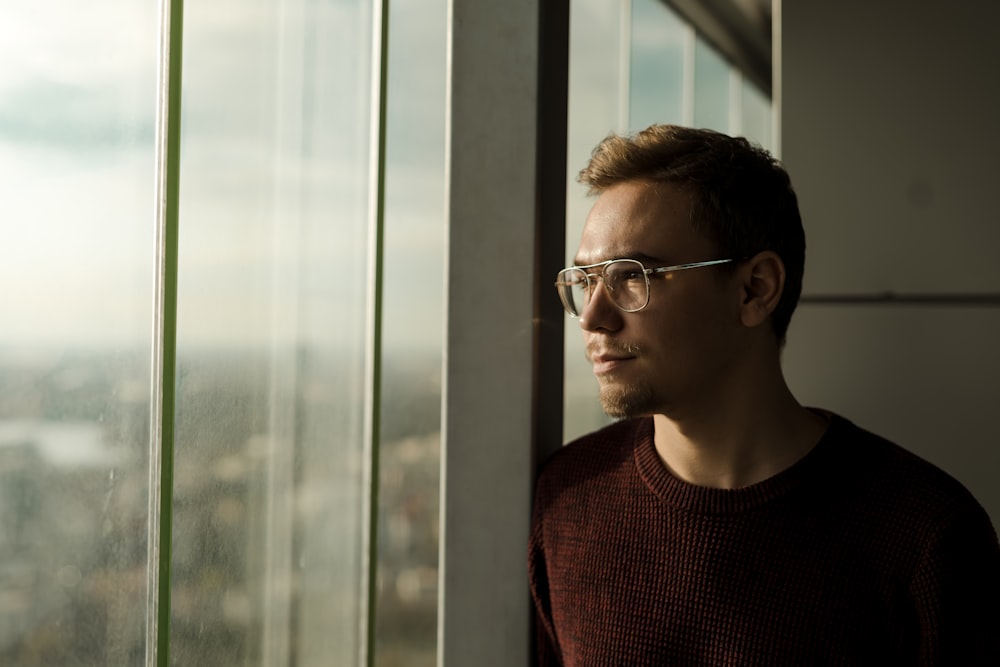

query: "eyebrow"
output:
571 252 665 267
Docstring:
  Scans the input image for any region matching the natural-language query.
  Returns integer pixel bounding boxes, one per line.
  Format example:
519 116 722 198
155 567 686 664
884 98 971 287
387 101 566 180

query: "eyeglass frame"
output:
555 257 734 317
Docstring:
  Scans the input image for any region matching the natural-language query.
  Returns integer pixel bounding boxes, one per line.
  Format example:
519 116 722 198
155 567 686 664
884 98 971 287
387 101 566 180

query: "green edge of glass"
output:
157 0 184 664
367 0 391 664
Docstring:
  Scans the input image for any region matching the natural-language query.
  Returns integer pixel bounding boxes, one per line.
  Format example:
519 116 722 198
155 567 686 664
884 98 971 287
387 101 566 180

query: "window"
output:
376 0 447 663
0 0 401 663
0 1 157 663
1 0 769 663
171 0 378 663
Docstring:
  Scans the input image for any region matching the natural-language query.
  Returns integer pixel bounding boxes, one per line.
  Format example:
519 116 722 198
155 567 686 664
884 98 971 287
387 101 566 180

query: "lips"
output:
587 345 637 375
591 356 632 375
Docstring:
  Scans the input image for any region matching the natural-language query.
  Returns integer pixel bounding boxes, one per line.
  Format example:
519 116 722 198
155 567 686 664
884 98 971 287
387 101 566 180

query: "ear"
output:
738 251 785 329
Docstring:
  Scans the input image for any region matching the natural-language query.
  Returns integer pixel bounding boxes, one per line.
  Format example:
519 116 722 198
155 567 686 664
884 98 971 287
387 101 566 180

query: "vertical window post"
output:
147 0 184 665
440 0 567 664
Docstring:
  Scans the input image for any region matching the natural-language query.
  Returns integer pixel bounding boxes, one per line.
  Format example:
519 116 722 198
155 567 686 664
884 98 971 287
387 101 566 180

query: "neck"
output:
651 363 828 490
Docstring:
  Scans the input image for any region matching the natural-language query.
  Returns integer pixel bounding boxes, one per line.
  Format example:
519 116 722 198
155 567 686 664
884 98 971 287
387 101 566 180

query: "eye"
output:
557 268 590 289
608 266 644 283
620 269 644 281
563 274 587 288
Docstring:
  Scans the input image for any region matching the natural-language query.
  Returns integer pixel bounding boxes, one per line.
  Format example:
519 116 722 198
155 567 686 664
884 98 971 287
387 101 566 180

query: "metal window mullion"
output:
361 0 390 664
771 0 783 157
146 0 185 665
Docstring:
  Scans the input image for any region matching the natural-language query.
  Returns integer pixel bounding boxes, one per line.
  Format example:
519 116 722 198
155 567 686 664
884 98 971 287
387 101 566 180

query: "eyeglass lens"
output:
556 259 648 316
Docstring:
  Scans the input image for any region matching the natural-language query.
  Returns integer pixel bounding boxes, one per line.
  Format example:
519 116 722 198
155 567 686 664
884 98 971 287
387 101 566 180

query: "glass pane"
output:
374 0 446 664
693 37 731 132
741 77 774 151
0 0 157 664
564 0 629 442
628 0 687 131
172 0 375 665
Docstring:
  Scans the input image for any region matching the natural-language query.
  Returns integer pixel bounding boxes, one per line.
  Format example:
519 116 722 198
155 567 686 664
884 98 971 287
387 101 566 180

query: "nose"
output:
579 279 623 333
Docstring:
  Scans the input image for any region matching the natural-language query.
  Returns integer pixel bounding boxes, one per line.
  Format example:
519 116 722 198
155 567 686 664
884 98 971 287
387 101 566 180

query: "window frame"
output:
437 0 567 664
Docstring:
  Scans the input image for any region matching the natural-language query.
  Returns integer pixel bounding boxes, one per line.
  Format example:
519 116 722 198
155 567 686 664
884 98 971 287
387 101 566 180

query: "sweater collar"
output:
632 412 843 514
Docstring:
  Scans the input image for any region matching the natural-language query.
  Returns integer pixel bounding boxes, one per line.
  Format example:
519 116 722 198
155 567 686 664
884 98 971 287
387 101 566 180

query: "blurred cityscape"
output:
0 345 440 666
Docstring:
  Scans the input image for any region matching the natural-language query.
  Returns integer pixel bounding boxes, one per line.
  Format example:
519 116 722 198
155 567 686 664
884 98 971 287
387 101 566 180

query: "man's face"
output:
574 180 744 419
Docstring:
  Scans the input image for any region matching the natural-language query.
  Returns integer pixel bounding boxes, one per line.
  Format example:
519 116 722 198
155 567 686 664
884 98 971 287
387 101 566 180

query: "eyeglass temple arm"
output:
647 258 733 275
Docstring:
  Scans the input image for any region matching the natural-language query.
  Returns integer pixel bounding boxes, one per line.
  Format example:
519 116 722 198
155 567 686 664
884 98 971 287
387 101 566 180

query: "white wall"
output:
780 1 1000 523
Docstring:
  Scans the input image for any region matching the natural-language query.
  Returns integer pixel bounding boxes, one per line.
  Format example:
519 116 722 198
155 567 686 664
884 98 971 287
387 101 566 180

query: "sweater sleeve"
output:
909 503 1000 665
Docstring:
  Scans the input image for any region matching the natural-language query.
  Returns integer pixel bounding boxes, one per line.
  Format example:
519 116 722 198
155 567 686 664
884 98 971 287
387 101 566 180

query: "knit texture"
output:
529 414 1000 665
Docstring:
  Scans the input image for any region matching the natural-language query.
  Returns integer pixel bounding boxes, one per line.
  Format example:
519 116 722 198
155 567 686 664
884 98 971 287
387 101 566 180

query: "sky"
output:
0 0 766 354
1 0 449 353
0 0 158 347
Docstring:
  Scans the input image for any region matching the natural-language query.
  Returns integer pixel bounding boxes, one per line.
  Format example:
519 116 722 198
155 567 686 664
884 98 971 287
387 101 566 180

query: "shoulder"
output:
539 418 643 475
822 412 993 533
534 418 646 504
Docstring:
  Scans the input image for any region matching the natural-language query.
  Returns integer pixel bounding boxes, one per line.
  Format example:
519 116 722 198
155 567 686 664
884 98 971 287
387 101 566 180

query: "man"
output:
529 124 1000 665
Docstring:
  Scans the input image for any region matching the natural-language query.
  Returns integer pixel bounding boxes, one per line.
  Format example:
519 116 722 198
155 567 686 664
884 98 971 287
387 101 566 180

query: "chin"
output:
599 382 656 419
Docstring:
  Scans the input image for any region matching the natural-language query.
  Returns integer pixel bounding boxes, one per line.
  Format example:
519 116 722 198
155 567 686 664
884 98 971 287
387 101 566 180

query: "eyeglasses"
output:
555 257 733 317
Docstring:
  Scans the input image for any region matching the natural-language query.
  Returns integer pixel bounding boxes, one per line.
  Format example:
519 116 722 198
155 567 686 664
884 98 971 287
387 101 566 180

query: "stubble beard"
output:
598 377 656 419
589 340 656 419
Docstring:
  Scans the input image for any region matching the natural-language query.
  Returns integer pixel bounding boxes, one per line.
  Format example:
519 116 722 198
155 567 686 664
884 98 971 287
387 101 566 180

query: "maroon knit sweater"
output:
529 414 1000 666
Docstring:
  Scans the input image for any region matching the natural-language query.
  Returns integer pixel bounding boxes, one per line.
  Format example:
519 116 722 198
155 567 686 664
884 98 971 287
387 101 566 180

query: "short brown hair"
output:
579 124 805 345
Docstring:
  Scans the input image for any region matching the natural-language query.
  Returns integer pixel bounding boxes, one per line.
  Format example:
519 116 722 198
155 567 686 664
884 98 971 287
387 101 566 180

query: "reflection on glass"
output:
693 38 730 132
3 0 452 663
629 0 687 131
375 0 446 664
741 78 773 151
173 0 375 664
0 0 157 663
